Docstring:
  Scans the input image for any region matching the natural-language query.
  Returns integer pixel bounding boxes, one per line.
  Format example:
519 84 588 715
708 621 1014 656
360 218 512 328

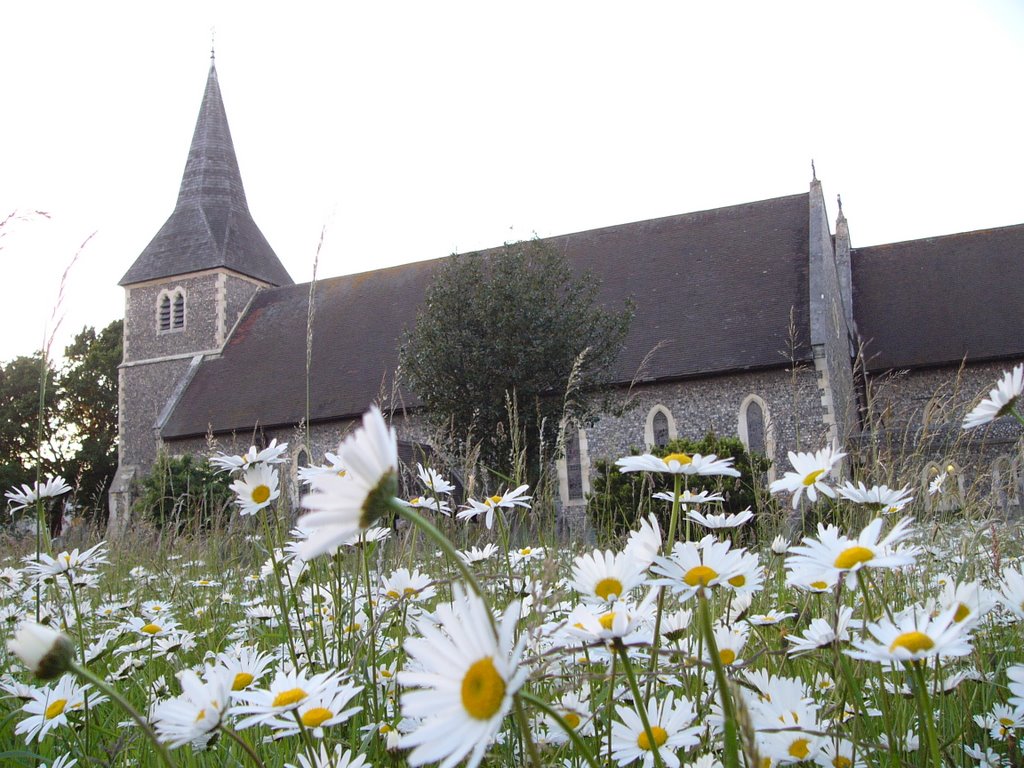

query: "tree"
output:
0 353 60 493
0 320 121 518
401 239 633 481
59 319 122 510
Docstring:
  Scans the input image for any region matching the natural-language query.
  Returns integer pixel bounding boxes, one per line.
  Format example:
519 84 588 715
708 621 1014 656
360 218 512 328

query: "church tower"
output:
108 57 292 534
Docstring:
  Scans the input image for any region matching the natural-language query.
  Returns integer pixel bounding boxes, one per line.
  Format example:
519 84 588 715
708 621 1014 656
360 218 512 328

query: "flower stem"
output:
698 592 741 768
910 662 943 768
518 689 601 768
614 639 666 768
222 725 268 768
69 660 178 768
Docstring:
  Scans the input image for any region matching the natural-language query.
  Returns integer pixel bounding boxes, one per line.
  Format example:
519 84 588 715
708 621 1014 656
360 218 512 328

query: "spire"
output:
120 61 292 287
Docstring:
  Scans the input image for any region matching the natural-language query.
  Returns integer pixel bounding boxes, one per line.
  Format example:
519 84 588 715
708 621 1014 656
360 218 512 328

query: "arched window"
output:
158 294 172 331
157 288 186 333
565 430 583 501
173 292 185 329
992 456 1021 512
738 394 774 479
558 426 590 506
644 405 677 449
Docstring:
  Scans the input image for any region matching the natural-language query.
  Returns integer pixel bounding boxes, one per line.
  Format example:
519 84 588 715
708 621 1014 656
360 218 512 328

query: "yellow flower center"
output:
461 657 506 720
386 590 401 599
802 469 826 486
251 485 271 504
409 497 421 505
728 574 746 588
379 724 393 733
810 581 828 590
664 452 692 466
637 725 668 750
833 546 874 570
788 738 811 759
519 548 532 555
719 648 737 665
683 565 718 587
141 623 162 634
232 672 255 691
45 698 68 719
301 707 334 727
380 669 393 678
403 587 417 596
488 495 502 506
563 712 581 729
833 756 852 768
271 687 308 708
953 603 970 623
599 613 617 631
1000 716 1015 726
889 631 934 654
595 577 624 600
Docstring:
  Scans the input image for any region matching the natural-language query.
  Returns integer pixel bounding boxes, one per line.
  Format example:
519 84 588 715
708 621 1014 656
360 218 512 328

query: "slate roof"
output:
161 193 813 439
120 63 293 287
852 223 1024 371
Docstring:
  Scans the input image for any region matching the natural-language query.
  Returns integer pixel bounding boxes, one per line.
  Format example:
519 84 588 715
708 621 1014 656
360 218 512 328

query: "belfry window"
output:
158 288 185 332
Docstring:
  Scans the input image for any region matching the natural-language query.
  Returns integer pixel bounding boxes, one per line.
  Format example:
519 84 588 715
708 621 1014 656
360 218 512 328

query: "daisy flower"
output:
7 623 75 679
962 363 1024 429
150 667 232 749
784 516 919 586
458 544 500 564
456 485 531 529
230 463 280 516
23 542 109 581
619 516 661 572
510 545 544 565
769 442 845 509
417 463 455 496
836 482 913 514
564 590 658 644
15 674 104 743
650 535 746 601
787 606 854 656
398 585 527 768
209 645 275 693
232 668 348 730
686 508 754 530
610 692 701 768
846 606 973 665
381 568 436 602
210 438 289 473
5 476 72 513
126 616 181 638
404 496 453 515
616 452 740 477
652 489 726 507
569 549 646 604
298 406 399 560
927 470 949 496
284 745 371 768
263 680 363 739
996 568 1024 619
297 452 346 485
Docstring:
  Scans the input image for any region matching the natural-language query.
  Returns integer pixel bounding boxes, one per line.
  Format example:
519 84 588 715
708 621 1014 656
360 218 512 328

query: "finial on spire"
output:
811 159 817 182
837 194 843 213
210 28 216 62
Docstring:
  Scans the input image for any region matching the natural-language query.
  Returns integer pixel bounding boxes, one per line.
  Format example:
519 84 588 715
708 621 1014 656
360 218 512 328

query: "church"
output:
107 62 1024 535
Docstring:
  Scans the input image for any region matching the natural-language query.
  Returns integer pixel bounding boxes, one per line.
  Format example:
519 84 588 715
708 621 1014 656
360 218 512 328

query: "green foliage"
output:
0 320 122 517
0 353 60 493
59 320 122 511
587 433 771 539
400 238 633 481
134 452 232 534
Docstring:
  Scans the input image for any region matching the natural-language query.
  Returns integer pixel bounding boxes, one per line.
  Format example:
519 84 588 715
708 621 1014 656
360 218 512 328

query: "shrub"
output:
587 432 771 540
134 452 232 534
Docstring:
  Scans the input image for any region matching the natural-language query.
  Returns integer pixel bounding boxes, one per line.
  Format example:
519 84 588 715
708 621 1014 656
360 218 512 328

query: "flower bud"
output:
7 623 75 679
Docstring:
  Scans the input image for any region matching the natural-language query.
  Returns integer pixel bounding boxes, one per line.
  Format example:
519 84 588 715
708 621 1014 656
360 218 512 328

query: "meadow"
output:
2 365 1024 768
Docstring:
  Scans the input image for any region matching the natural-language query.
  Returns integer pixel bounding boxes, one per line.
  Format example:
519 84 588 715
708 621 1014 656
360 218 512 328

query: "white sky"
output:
2 0 1022 363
